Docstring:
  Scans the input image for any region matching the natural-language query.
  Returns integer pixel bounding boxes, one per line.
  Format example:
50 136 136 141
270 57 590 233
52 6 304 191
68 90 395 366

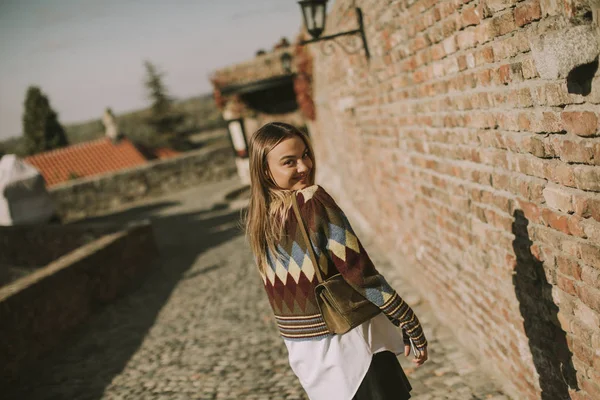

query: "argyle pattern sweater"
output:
260 185 427 349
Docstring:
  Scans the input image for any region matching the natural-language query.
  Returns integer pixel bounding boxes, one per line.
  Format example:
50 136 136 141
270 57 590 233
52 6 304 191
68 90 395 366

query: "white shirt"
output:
284 313 406 400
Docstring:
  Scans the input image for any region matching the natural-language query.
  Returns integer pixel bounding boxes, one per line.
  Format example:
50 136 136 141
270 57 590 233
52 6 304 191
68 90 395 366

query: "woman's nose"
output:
297 160 310 173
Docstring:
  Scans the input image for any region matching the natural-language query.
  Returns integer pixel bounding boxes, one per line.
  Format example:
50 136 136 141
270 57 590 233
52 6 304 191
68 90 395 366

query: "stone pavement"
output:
3 177 509 400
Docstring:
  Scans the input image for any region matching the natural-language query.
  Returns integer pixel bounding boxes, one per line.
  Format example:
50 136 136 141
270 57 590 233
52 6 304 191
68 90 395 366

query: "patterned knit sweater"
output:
260 185 427 349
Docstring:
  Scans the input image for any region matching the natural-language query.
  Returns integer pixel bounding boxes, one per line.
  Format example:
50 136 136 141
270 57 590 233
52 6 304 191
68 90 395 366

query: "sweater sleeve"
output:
302 186 428 350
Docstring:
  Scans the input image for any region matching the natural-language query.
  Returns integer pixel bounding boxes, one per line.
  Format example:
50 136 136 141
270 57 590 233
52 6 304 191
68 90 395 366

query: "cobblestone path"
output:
3 178 508 400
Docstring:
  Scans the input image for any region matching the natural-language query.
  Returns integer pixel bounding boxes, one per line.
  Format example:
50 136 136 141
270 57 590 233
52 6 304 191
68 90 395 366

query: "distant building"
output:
0 154 56 225
25 137 179 187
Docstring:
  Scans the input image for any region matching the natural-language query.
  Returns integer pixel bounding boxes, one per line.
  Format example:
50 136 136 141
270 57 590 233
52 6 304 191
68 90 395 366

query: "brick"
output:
547 162 575 187
570 390 594 400
578 286 600 314
410 35 430 53
581 379 600 400
474 20 494 45
431 43 446 61
574 301 600 331
541 112 563 133
498 64 511 84
517 112 532 130
442 18 458 38
537 83 573 107
573 165 600 191
592 143 600 165
481 0 519 13
542 138 558 158
567 215 586 238
573 337 595 367
579 243 600 269
572 193 600 222
491 12 517 37
561 112 599 137
476 68 492 85
529 111 563 133
571 318 594 347
543 186 573 213
442 36 457 56
581 265 600 287
521 135 546 157
553 138 594 164
438 1 458 19
457 29 478 50
518 200 542 222
541 208 570 233
511 88 533 108
557 274 578 296
510 62 524 82
457 54 468 71
557 254 582 279
539 0 563 16
476 47 495 66
581 219 600 243
557 310 573 333
521 58 538 79
461 5 482 27
514 0 542 26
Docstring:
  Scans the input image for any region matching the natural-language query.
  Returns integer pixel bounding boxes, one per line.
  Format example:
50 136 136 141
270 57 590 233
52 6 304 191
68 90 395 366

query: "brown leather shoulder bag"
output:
291 194 381 334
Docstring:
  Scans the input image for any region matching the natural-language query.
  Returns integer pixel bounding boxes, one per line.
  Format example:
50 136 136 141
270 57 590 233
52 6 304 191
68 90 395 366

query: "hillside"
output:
0 94 225 157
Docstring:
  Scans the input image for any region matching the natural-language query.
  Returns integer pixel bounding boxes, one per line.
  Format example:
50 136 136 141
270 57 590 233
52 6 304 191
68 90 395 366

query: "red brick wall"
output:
308 0 600 398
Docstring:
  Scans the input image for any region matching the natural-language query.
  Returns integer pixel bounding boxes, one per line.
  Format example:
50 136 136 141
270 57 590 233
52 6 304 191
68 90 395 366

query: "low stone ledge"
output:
0 223 124 268
0 221 159 382
50 142 237 221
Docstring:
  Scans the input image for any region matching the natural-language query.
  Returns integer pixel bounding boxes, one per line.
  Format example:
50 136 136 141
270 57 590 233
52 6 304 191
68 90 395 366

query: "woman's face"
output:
266 135 313 191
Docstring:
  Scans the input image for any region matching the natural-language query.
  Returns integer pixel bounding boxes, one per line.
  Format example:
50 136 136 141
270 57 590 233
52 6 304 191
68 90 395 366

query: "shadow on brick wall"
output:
512 210 579 399
3 200 245 399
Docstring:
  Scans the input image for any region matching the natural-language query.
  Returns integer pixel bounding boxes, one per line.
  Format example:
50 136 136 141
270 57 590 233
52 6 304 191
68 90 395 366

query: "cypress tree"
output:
22 86 68 155
143 61 183 139
144 61 171 117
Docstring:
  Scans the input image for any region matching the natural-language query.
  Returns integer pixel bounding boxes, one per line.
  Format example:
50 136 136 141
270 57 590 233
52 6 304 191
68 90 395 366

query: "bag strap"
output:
291 194 324 283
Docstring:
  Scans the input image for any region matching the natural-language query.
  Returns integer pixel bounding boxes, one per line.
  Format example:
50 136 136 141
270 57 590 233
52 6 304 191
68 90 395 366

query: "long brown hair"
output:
245 122 316 273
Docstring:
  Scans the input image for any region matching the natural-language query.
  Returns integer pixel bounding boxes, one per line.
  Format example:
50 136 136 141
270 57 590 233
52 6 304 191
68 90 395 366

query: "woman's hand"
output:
404 344 428 367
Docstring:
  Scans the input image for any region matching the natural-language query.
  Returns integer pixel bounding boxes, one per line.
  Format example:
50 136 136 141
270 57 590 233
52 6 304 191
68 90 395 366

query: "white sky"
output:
0 0 309 140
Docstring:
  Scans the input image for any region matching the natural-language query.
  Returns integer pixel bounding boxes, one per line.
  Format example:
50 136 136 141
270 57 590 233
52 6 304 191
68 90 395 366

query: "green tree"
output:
144 61 170 116
143 61 183 139
22 86 68 155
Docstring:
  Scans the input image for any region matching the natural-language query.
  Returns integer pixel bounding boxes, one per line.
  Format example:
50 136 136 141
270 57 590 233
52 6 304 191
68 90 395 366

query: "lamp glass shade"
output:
299 0 327 39
228 120 248 158
281 53 292 73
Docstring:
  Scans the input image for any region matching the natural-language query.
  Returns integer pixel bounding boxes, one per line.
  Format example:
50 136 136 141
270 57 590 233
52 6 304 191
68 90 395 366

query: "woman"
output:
245 122 428 400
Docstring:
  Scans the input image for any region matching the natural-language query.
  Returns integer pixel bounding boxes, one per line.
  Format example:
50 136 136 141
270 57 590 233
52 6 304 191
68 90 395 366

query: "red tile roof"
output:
25 137 149 187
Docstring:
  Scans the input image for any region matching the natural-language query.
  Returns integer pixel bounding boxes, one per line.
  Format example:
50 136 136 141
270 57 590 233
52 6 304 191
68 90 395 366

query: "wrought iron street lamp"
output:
299 0 327 39
297 0 370 60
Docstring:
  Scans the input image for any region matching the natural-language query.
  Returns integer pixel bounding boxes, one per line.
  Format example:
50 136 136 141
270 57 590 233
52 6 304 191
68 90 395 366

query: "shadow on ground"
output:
4 196 246 400
512 210 579 399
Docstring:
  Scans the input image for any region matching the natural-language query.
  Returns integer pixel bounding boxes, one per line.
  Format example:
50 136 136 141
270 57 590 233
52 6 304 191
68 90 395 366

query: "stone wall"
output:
50 142 236 221
0 222 159 382
0 223 121 267
308 1 600 399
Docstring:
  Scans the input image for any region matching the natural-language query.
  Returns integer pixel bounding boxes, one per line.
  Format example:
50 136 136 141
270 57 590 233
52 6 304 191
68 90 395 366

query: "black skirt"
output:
352 351 413 400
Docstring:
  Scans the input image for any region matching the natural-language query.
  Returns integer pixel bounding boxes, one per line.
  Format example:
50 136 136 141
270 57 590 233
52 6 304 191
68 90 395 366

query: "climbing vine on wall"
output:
293 35 316 121
210 77 226 110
